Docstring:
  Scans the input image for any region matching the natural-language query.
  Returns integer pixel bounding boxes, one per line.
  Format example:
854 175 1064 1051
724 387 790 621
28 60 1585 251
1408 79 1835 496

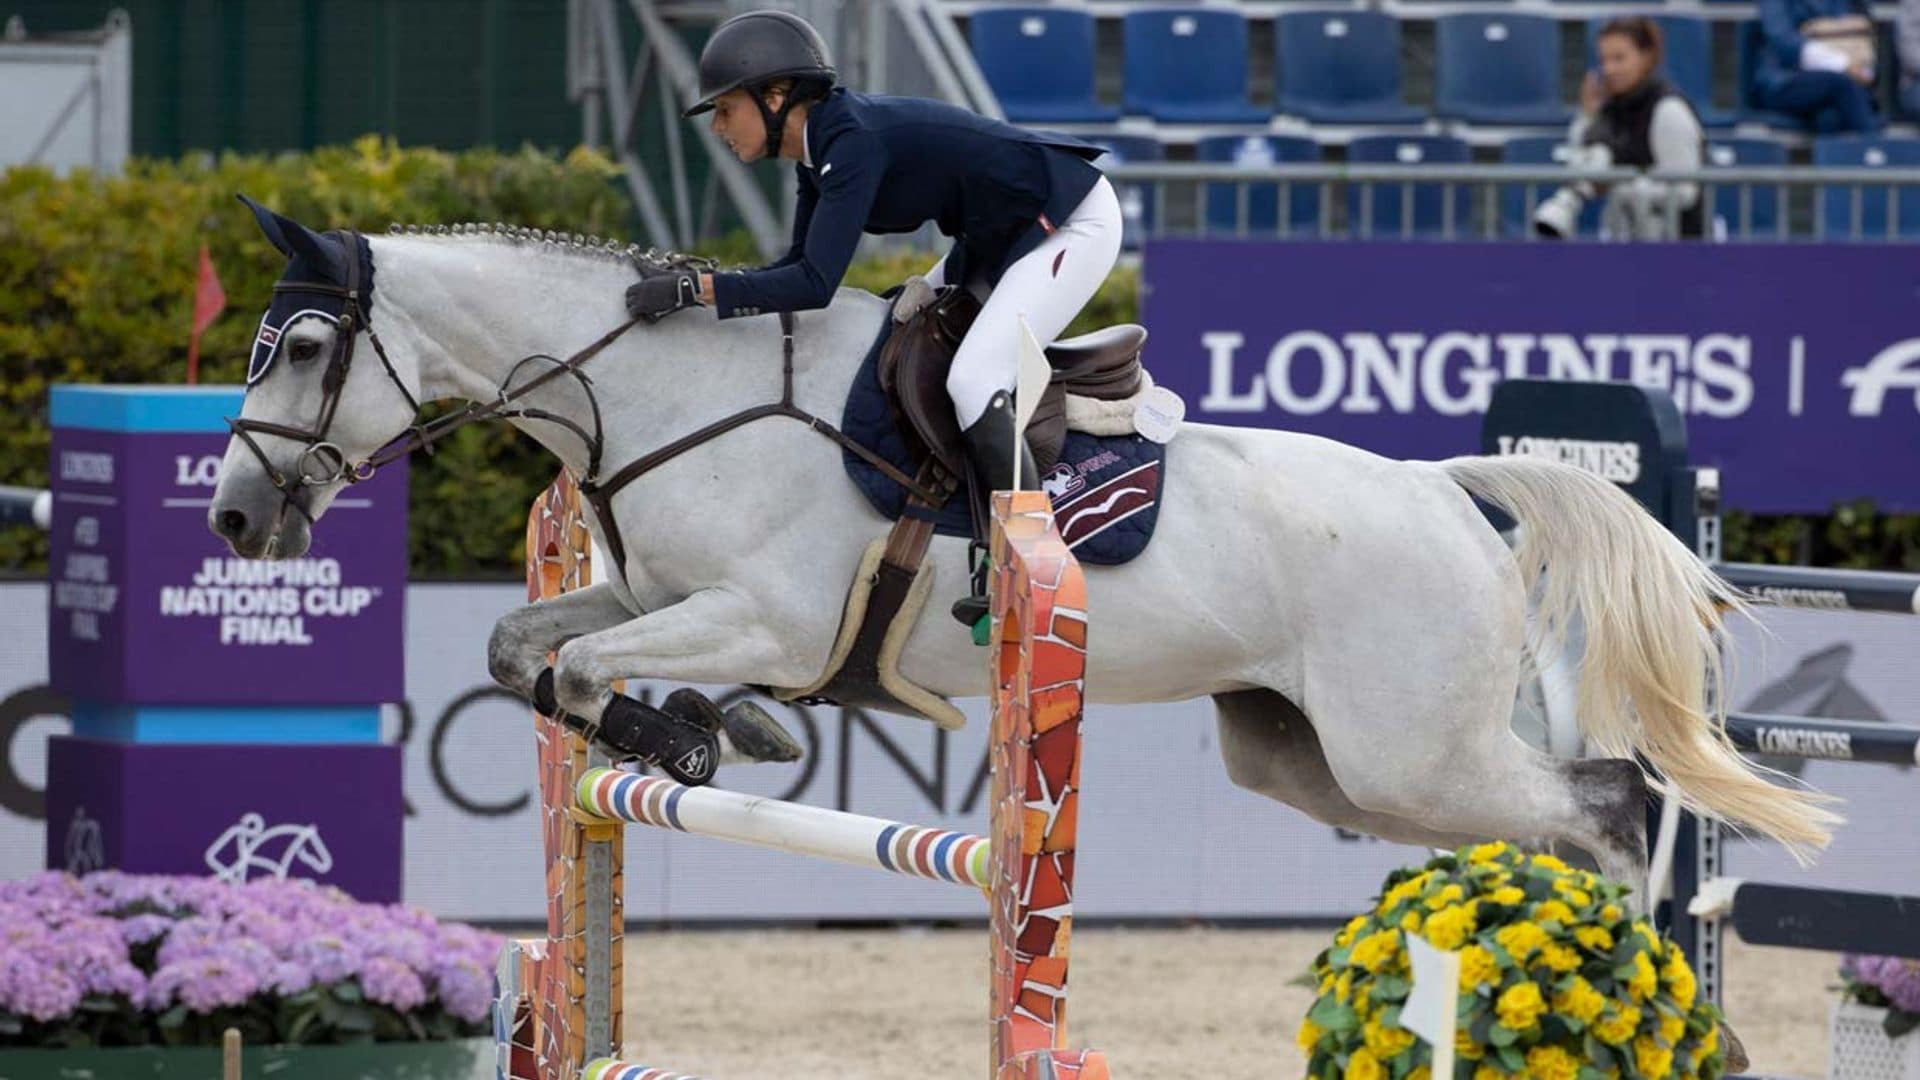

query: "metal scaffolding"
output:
568 0 999 255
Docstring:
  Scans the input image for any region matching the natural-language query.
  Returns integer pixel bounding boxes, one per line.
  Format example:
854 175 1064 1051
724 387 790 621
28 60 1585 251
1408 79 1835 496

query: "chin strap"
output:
753 81 822 160
754 95 798 160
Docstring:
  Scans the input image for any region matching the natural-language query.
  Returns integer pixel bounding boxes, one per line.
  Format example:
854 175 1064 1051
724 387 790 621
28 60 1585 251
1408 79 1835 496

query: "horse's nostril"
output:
216 509 249 540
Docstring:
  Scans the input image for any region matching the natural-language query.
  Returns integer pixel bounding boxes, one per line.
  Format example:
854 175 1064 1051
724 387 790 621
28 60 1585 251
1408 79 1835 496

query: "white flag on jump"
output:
1402 933 1461 1080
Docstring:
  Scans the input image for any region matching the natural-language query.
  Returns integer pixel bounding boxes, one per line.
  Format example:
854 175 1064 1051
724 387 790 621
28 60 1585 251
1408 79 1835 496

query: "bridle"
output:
230 230 940 571
229 230 418 523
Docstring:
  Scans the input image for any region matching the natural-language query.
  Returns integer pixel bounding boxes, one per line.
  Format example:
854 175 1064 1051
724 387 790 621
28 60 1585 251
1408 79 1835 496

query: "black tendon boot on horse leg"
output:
950 389 1038 638
532 671 801 786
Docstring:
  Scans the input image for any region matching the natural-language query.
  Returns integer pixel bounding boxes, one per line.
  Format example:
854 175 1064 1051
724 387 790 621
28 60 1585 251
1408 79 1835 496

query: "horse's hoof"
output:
1719 1019 1750 1075
720 700 804 763
660 687 726 732
658 689 801 765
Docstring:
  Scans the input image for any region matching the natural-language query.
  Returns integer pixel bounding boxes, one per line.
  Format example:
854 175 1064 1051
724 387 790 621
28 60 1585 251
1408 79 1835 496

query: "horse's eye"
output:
289 340 321 364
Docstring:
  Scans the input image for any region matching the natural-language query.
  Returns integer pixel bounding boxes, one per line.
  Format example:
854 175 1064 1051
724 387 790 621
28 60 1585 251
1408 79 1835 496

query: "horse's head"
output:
210 196 421 559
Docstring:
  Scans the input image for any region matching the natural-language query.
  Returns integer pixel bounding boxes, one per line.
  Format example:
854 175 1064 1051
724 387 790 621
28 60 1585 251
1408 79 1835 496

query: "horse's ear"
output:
239 194 292 256
236 194 340 277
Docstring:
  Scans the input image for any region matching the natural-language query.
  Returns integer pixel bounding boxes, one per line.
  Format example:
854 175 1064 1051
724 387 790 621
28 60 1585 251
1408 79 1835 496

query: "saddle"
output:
773 291 1157 731
878 287 1147 480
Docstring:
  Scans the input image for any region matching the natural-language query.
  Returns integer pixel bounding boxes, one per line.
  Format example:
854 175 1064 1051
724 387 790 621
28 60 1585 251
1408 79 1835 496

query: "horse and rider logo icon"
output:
204 812 335 885
65 808 105 875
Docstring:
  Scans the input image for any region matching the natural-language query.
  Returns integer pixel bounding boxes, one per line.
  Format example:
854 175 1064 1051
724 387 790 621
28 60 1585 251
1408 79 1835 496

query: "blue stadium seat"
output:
1706 137 1787 237
1274 11 1424 125
1087 135 1164 249
1196 135 1324 235
1812 136 1920 239
1584 16 1736 128
969 8 1119 124
1434 14 1570 126
1122 9 1270 124
1345 135 1474 237
1498 136 1600 237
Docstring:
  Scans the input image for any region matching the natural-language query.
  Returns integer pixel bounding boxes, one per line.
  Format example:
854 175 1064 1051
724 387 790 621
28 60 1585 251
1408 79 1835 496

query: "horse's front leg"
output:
486 583 636 701
549 586 810 785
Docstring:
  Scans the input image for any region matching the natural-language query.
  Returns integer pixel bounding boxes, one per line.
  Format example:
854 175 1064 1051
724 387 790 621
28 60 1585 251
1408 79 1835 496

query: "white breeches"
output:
932 176 1123 428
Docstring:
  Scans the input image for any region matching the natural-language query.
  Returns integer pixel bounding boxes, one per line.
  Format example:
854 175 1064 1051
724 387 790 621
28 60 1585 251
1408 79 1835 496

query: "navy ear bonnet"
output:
238 194 375 385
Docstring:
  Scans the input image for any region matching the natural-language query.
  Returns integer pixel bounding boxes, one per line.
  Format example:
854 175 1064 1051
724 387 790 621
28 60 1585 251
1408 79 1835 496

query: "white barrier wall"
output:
1 580 1915 922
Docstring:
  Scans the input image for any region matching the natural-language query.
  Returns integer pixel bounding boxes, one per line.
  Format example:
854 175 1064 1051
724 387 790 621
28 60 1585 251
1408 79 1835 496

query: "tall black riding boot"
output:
949 390 1038 638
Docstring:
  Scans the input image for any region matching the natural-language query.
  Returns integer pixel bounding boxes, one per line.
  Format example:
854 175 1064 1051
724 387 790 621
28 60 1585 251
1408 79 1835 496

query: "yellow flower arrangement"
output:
1494 921 1549 961
1635 1034 1677 1079
1298 844 1726 1080
1532 943 1582 975
1659 1011 1688 1047
1424 903 1478 950
1532 899 1576 925
1460 945 1500 990
1575 925 1615 953
1350 929 1404 974
1364 1017 1417 1059
1299 1017 1325 1054
1552 976 1607 1023
1526 1043 1582 1080
1593 1005 1642 1046
1496 982 1549 1030
1627 951 1661 1002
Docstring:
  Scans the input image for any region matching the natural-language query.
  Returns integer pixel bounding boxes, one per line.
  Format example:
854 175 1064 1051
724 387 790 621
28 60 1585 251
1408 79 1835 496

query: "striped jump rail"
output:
576 767 993 890
583 1061 704 1080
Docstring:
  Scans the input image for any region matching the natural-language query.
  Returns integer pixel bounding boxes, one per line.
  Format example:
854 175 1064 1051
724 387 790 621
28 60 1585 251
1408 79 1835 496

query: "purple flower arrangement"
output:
0 871 502 1050
1842 955 1920 1039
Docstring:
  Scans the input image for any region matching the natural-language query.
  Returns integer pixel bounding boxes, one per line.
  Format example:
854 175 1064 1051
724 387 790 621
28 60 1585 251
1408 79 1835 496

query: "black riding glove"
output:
625 270 702 323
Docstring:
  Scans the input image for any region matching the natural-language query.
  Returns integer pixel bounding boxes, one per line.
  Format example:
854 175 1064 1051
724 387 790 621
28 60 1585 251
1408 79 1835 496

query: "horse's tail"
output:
1442 454 1840 863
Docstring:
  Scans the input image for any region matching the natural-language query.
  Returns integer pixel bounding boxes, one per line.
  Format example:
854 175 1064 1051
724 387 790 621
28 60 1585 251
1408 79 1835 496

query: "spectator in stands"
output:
1899 0 1920 116
1752 0 1883 133
1535 18 1706 240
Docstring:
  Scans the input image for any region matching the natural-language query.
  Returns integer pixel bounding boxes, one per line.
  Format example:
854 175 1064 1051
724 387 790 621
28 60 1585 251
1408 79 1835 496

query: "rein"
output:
234 229 940 572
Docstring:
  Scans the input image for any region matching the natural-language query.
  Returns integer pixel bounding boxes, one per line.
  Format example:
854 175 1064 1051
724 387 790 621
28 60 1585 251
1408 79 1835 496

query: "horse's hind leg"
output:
1215 689 1483 850
1304 674 1651 910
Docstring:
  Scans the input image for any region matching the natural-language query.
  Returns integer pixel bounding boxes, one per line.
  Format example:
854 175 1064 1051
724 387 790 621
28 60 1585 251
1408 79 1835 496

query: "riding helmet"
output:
683 10 837 118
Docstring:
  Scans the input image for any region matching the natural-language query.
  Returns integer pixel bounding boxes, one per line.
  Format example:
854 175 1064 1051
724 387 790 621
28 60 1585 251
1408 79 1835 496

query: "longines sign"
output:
1144 240 1920 513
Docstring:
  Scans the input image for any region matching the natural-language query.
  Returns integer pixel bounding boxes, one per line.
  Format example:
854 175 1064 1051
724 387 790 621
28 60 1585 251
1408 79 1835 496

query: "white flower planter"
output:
1832 1001 1920 1080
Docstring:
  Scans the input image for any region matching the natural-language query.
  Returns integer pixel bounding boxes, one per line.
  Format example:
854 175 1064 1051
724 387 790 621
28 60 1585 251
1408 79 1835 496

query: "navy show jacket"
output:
711 89 1106 320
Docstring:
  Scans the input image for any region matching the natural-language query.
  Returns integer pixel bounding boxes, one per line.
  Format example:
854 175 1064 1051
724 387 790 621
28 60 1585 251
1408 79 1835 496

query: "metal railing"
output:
1101 162 1920 242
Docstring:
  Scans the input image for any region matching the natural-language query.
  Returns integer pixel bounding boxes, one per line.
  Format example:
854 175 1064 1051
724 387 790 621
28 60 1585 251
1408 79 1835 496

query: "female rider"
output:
622 9 1122 628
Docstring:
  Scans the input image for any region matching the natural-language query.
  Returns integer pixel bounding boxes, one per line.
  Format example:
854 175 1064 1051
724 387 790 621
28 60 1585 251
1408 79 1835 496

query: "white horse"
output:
210 209 1837 901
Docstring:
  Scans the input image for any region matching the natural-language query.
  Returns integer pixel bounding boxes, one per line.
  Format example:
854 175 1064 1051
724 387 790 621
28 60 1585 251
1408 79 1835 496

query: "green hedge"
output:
1 138 635 576
1 142 1911 576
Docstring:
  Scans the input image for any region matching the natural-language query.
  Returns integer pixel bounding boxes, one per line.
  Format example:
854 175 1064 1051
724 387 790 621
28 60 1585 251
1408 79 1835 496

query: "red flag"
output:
186 244 226 385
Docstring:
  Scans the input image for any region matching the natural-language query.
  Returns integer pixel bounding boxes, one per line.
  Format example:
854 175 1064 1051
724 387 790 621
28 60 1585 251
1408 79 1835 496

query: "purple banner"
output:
1143 241 1920 513
45 737 404 901
48 429 407 704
